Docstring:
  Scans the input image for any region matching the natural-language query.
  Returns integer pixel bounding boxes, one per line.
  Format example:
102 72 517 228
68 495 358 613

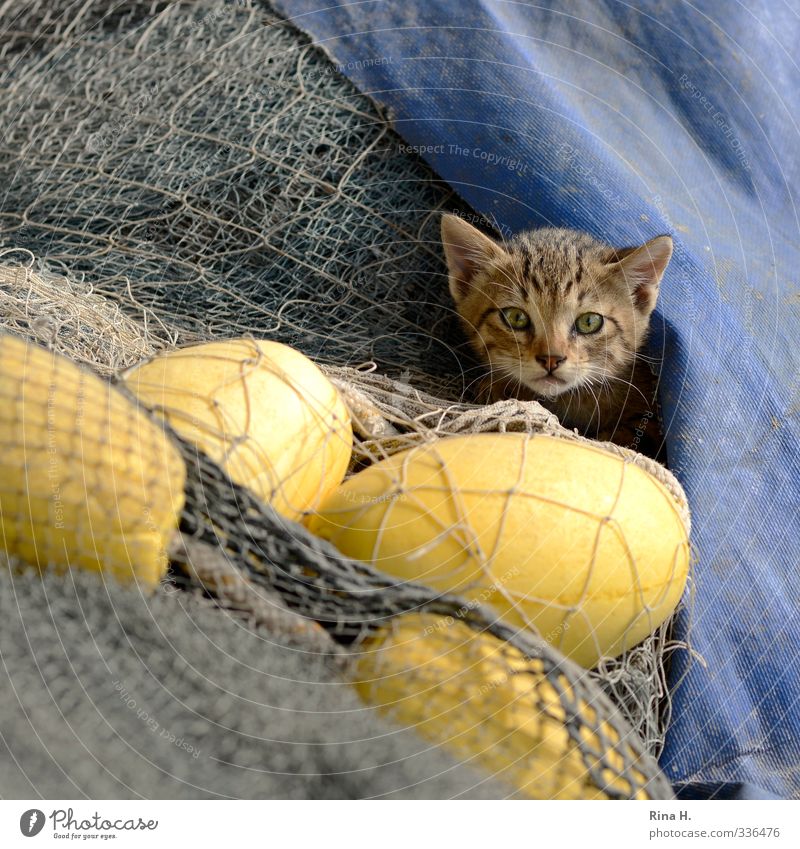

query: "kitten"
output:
441 213 673 457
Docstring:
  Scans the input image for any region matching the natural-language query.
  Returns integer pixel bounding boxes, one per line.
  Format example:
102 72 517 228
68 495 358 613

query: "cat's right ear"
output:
606 235 673 316
441 213 504 303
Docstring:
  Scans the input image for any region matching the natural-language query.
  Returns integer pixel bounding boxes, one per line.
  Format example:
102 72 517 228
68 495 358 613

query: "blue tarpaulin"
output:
273 0 800 798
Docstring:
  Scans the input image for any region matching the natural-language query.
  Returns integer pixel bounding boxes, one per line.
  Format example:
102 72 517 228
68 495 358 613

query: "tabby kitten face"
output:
441 214 673 403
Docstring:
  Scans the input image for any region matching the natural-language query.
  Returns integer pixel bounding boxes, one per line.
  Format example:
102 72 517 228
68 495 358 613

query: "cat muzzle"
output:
535 354 566 374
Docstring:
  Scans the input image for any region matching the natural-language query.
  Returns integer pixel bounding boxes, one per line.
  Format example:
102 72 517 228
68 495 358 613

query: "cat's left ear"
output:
441 213 506 303
608 235 673 315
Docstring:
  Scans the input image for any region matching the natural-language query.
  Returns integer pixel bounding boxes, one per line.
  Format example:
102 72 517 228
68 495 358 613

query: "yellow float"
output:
124 338 352 522
309 433 690 667
353 612 655 798
0 334 185 587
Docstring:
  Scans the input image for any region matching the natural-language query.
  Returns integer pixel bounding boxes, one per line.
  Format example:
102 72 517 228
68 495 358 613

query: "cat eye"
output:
500 307 531 330
574 312 604 334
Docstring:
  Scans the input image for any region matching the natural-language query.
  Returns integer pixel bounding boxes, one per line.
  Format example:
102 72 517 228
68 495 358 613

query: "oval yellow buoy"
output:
0 334 186 587
309 433 690 667
354 612 656 798
123 338 352 522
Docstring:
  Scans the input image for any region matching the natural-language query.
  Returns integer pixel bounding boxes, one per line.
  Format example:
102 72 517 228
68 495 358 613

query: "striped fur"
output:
441 214 673 455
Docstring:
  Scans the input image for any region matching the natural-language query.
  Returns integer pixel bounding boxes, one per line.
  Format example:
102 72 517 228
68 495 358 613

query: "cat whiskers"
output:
582 366 650 406
619 344 661 367
487 358 537 396
458 362 498 397
571 376 604 425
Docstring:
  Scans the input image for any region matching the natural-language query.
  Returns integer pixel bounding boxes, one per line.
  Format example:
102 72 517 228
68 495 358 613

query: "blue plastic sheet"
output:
274 0 800 798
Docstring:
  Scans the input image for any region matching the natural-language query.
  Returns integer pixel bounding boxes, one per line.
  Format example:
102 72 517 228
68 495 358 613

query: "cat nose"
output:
536 354 566 373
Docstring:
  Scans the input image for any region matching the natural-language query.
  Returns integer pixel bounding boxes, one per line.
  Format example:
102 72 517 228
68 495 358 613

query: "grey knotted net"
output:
0 0 693 798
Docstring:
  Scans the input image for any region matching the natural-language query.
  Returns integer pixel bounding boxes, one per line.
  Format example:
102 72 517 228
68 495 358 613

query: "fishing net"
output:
0 0 467 392
0 329 677 799
0 0 693 797
0 563 513 799
167 426 676 799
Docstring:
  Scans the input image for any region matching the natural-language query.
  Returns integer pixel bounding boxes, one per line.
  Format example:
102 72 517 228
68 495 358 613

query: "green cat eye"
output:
501 307 531 330
575 312 604 334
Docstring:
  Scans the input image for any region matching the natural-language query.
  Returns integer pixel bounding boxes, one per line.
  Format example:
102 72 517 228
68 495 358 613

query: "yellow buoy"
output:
353 613 654 798
309 433 690 667
0 334 185 587
123 338 352 522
